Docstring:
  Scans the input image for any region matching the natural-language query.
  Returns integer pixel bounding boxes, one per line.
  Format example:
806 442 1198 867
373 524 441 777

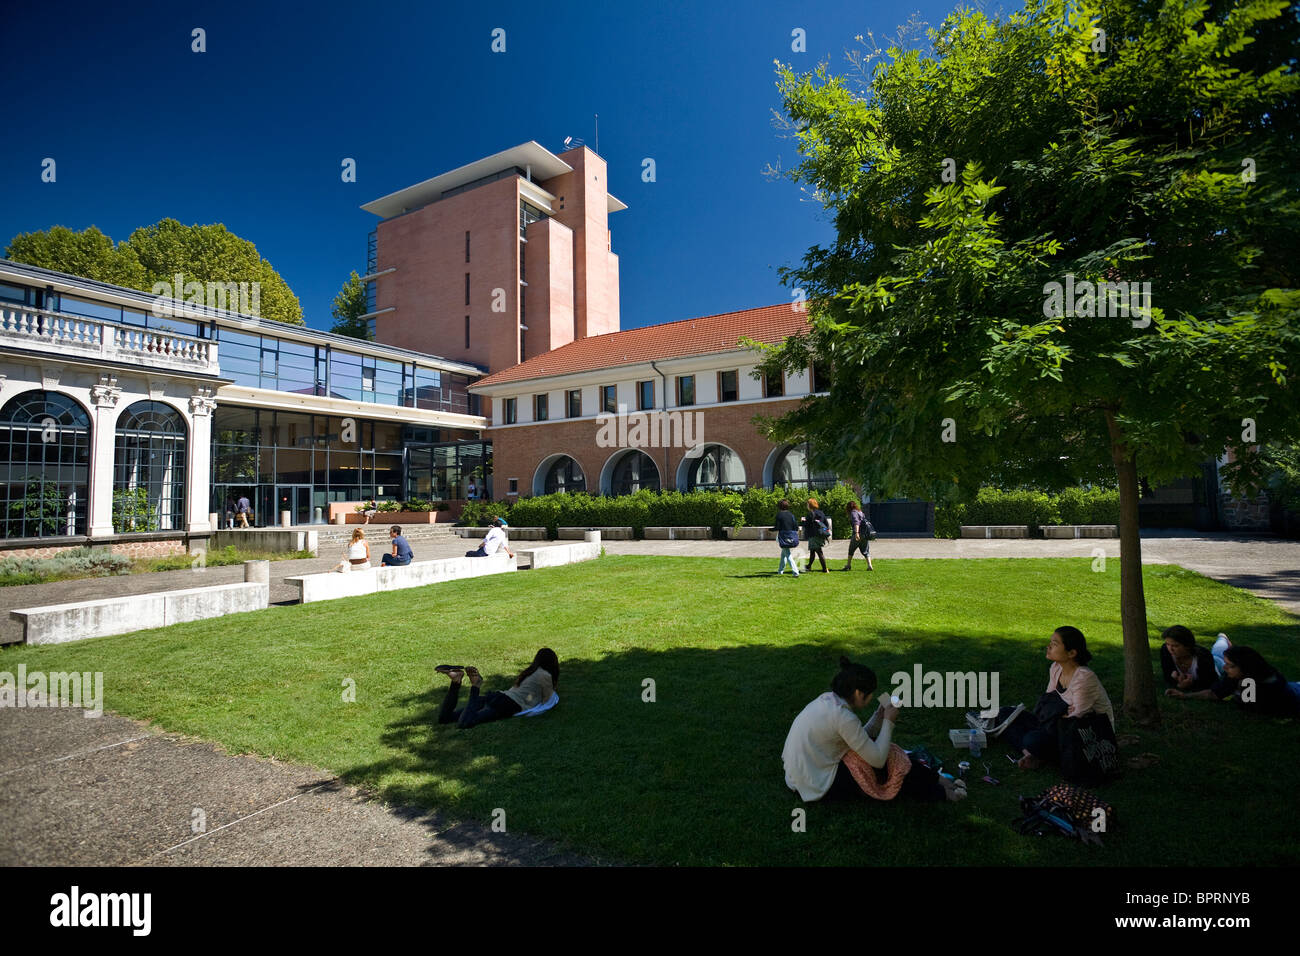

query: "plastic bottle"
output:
969 730 982 759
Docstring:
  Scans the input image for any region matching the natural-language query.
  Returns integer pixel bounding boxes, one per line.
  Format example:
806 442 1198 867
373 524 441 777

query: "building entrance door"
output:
274 485 312 527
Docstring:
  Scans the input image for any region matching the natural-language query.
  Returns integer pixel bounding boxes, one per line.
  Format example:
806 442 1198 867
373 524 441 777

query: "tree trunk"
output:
1105 409 1161 726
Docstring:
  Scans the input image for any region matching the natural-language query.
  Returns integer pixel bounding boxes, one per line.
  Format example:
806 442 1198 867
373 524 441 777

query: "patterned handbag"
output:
1012 783 1116 846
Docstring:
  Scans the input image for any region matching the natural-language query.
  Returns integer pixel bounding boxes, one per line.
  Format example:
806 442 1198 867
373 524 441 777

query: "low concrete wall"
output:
517 542 601 569
1042 524 1119 539
210 530 319 555
284 553 515 604
961 525 1031 539
644 526 711 540
726 527 777 541
11 582 269 645
557 526 633 540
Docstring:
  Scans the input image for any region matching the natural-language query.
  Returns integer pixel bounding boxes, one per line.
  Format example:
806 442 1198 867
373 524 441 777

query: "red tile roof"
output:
472 302 809 388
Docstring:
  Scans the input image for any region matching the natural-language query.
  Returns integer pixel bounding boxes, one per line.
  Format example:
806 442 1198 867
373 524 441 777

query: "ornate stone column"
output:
187 386 217 533
87 374 122 538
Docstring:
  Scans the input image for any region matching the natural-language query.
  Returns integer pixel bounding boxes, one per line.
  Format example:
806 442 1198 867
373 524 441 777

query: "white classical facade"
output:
0 303 222 548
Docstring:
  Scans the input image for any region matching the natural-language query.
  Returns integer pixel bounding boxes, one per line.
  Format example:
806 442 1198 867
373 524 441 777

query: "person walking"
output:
843 501 874 571
802 497 830 573
774 499 800 577
236 493 251 528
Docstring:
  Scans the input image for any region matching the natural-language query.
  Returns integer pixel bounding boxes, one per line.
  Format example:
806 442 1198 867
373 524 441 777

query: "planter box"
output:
960 525 1031 539
1042 524 1119 539
344 511 447 525
558 526 634 540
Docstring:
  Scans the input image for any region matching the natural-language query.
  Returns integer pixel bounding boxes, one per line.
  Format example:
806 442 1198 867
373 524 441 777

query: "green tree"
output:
330 270 371 339
757 0 1300 724
5 219 304 325
5 225 144 288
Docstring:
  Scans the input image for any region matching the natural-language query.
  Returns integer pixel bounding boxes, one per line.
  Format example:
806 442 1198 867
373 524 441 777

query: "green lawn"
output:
4 556 1297 866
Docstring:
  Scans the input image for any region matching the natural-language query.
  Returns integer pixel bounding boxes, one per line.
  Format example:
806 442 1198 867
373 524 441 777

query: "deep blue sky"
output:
3 0 967 335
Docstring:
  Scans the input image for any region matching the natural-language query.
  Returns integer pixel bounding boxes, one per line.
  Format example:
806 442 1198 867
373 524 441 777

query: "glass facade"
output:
405 439 489 502
686 444 746 492
211 406 483 525
772 443 836 490
543 456 585 494
609 450 660 495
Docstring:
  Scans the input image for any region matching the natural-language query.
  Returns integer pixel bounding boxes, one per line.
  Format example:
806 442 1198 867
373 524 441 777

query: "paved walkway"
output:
0 700 594 866
3 530 1294 867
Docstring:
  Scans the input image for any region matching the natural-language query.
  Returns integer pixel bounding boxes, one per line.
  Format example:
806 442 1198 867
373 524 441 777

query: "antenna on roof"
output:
594 113 599 155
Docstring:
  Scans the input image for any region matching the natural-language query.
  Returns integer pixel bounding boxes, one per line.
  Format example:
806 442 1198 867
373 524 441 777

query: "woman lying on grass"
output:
1159 624 1219 693
1166 640 1300 718
434 648 560 729
782 656 965 804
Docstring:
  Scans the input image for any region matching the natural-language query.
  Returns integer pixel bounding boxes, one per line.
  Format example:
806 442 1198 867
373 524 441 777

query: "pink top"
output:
1048 662 1114 729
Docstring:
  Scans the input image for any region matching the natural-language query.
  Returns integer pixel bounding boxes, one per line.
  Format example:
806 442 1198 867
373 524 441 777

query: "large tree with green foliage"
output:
6 219 304 325
330 270 370 339
756 0 1300 724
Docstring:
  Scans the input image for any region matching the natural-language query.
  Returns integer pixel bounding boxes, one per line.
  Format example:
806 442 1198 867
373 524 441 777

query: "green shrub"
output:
964 488 1060 531
0 547 132 585
1056 488 1120 525
458 500 510 526
934 503 967 538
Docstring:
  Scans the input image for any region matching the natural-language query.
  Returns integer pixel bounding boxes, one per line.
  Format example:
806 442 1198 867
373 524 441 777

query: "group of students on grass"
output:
331 518 515 572
782 625 1300 805
774 498 874 576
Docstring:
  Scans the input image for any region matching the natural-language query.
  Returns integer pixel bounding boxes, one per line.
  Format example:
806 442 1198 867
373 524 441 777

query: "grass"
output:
3 555 1297 866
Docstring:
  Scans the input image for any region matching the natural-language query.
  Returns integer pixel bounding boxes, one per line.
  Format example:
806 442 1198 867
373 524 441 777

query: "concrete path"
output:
0 700 594 866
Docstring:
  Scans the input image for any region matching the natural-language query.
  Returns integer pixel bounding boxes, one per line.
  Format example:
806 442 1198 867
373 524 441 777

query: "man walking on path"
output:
236 494 251 528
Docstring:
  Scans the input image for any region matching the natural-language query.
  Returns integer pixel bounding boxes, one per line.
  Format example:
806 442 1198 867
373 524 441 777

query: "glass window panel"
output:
60 296 121 322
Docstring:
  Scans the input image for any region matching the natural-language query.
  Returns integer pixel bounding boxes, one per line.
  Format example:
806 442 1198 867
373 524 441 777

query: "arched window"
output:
609 451 660 495
772 443 836 491
114 401 187 532
0 391 91 538
543 456 585 494
686 444 746 492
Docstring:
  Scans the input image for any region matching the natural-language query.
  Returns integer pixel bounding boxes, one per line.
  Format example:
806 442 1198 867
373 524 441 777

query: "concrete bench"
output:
11 582 269 645
284 553 515 604
454 526 549 540
725 527 777 541
516 542 601 569
557 526 634 540
960 525 1031 539
1042 524 1119 539
643 526 711 540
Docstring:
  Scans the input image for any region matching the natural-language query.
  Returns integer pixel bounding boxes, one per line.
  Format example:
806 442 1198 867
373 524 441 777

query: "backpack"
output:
1012 783 1116 846
810 512 830 538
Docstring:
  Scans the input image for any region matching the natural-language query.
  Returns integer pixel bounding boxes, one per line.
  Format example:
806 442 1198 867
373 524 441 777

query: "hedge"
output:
459 485 862 538
934 487 1120 538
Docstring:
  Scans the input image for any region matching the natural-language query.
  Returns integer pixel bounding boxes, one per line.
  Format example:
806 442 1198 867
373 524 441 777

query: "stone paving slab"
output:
0 704 593 867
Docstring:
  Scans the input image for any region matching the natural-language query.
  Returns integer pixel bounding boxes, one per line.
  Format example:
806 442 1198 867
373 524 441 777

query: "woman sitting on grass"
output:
1001 627 1116 780
1166 640 1300 718
782 656 965 803
434 648 560 729
1159 624 1219 693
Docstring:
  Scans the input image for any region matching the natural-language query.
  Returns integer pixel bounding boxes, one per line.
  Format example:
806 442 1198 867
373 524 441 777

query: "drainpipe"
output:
649 360 670 490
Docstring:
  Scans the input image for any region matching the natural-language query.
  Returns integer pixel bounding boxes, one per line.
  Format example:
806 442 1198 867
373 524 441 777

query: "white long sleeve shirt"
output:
782 692 894 801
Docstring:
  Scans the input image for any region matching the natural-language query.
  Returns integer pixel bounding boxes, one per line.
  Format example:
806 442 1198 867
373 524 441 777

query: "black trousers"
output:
437 682 521 729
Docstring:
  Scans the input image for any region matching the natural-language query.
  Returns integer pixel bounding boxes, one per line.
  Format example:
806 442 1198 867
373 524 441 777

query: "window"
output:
465 273 470 307
465 230 470 263
637 380 655 411
601 385 618 414
503 398 517 425
772 443 836 490
810 362 830 393
465 315 470 349
542 456 585 494
610 450 660 495
535 394 548 421
508 477 518 495
0 391 91 538
676 375 695 407
763 369 784 398
686 444 746 492
567 389 582 418
718 370 739 403
362 366 376 393
115 401 187 532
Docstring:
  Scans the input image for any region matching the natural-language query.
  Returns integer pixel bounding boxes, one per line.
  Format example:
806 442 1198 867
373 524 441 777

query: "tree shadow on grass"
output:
335 627 1300 867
